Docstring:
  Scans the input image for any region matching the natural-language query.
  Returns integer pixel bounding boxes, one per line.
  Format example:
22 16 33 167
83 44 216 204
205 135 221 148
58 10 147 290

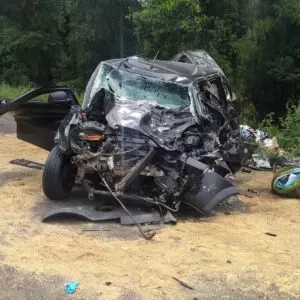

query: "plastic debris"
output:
240 125 256 139
240 125 274 169
65 281 80 294
240 125 279 152
251 153 272 169
272 167 300 198
240 125 268 142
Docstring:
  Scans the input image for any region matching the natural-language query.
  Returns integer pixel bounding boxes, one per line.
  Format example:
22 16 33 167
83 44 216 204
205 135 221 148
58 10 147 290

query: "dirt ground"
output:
0 123 299 299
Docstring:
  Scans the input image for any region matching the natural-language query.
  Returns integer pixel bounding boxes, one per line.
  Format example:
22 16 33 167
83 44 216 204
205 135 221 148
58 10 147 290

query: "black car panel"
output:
0 87 78 150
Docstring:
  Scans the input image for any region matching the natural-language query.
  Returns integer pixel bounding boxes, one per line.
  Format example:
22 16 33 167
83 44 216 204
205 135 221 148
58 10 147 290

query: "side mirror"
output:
48 91 72 104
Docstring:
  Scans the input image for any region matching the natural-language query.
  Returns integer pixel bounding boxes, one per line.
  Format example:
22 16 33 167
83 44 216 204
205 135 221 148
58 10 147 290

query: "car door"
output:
0 87 79 151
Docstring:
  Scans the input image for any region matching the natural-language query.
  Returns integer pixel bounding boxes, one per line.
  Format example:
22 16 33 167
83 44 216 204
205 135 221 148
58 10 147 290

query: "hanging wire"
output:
100 175 156 240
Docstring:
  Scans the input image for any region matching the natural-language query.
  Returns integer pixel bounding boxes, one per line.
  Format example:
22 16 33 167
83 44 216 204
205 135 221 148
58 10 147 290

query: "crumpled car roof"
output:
103 55 224 84
171 50 226 78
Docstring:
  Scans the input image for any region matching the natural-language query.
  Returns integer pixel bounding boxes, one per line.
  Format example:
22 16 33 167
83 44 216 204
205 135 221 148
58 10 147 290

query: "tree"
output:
0 0 140 88
237 0 300 118
131 0 205 58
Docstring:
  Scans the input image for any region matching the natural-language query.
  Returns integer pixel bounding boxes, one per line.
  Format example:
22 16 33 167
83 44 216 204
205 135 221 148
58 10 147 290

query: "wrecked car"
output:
0 54 243 222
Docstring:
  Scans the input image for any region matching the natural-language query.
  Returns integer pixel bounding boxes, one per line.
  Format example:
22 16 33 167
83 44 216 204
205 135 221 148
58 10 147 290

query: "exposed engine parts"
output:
0 54 248 239
55 86 241 225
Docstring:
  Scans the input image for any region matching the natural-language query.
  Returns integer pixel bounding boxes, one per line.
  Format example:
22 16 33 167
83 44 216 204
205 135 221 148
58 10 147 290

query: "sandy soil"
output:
0 133 299 299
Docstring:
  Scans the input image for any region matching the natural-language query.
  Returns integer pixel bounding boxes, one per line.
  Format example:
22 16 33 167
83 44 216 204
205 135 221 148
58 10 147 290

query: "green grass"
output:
0 84 33 100
0 83 83 103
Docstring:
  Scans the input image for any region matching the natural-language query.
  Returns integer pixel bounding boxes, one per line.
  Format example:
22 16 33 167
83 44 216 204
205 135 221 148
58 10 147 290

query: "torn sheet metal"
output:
10 159 44 170
106 101 196 150
42 204 176 225
171 50 226 78
182 172 238 214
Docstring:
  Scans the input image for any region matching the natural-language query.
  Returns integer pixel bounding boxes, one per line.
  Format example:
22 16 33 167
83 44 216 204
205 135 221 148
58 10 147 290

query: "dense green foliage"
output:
277 103 300 155
1 0 300 149
0 0 139 89
132 0 300 121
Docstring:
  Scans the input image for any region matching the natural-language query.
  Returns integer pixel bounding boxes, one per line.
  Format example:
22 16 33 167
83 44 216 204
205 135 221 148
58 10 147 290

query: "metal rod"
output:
101 176 156 240
93 189 155 203
115 147 156 192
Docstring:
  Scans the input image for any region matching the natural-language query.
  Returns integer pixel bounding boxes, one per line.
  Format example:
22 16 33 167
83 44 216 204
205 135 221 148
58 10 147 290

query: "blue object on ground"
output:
65 281 80 294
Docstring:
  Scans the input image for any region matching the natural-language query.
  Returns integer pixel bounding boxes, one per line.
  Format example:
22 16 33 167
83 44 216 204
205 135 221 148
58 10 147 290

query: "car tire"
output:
43 145 77 200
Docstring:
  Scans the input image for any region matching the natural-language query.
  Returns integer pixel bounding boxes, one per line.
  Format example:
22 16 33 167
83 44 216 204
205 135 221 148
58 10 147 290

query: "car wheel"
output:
42 145 77 200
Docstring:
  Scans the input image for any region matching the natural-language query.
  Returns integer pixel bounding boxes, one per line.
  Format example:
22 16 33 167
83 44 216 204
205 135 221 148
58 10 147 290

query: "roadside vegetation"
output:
0 83 84 103
277 103 300 156
0 84 32 100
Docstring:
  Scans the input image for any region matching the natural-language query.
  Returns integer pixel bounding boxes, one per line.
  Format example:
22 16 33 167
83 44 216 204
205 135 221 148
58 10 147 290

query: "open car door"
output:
0 87 79 151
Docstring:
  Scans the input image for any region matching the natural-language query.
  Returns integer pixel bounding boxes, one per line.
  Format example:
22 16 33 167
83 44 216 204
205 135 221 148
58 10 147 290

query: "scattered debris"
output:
240 125 282 170
238 188 258 198
240 125 274 147
265 232 277 237
248 189 258 194
240 125 300 182
172 277 194 290
82 227 110 232
249 153 272 170
10 159 44 170
215 196 247 212
238 193 253 198
65 281 80 294
241 168 252 173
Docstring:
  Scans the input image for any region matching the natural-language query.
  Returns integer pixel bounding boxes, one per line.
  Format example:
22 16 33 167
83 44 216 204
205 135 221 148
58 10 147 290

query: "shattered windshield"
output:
88 63 190 109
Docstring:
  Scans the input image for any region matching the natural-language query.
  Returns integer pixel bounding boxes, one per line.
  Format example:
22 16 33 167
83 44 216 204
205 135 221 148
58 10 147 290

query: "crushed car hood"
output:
106 100 197 150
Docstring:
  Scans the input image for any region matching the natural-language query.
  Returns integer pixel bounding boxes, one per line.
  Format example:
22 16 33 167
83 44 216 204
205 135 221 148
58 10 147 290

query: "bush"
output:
259 112 279 138
277 102 300 156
